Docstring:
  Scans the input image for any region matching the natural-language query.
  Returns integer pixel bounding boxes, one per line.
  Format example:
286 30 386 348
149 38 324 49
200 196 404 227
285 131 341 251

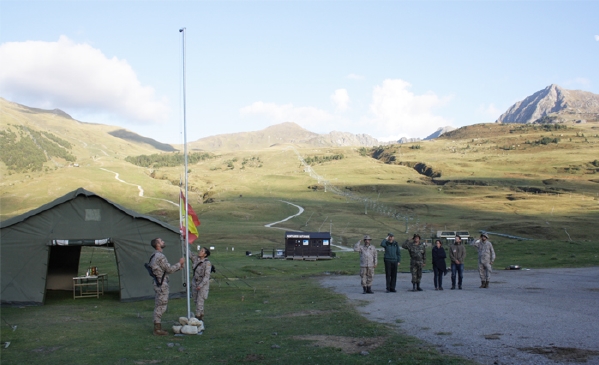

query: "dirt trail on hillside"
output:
99 168 178 207
264 200 304 229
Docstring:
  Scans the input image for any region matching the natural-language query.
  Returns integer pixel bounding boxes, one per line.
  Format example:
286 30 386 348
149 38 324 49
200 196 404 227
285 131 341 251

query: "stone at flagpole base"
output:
176 317 205 335
181 325 198 335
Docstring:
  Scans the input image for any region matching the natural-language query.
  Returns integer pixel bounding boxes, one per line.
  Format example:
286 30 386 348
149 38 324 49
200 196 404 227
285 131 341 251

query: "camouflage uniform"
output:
402 240 426 284
190 254 211 319
471 239 496 281
353 241 377 287
150 251 182 323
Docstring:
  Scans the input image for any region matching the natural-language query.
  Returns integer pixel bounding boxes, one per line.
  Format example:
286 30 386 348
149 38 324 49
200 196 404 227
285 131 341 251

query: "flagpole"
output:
179 26 191 319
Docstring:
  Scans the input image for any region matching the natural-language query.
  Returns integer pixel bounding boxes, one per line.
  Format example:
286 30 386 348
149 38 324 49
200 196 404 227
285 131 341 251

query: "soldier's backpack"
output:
145 254 166 286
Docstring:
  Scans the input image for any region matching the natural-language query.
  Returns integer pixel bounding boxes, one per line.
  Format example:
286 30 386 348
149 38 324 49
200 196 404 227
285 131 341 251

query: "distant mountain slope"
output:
108 129 176 152
0 98 174 173
496 84 599 124
186 122 383 151
424 126 456 140
2 98 76 120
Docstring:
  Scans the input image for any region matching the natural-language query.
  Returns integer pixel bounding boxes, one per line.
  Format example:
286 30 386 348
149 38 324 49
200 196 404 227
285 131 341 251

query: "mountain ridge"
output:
496 84 599 124
185 122 384 151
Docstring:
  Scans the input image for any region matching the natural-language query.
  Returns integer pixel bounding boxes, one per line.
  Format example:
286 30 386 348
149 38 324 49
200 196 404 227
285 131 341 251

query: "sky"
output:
1 1 598 144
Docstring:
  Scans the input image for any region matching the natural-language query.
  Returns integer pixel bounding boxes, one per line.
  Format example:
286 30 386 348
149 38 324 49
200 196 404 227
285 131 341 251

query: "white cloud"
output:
240 101 345 130
347 73 365 80
368 79 452 138
595 35 599 41
564 77 591 88
478 103 501 118
330 89 350 112
0 36 169 124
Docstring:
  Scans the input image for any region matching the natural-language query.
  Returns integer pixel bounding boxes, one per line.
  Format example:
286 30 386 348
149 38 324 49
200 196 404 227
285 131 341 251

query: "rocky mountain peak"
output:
496 84 599 124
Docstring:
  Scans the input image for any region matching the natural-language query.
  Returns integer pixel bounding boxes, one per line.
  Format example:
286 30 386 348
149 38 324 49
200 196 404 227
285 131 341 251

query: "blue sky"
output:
1 1 598 144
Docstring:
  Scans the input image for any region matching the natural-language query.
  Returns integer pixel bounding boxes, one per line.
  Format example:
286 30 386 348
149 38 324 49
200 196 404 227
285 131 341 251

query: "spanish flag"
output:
180 191 200 244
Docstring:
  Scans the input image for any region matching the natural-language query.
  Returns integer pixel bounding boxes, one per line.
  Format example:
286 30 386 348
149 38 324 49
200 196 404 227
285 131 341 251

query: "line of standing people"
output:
354 233 496 293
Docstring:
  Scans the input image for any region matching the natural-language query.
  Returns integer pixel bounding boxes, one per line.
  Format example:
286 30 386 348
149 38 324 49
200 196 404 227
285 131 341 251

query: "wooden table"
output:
73 274 107 299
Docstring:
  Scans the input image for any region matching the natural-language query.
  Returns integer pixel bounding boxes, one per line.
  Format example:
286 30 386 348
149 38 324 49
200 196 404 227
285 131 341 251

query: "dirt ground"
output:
320 267 599 365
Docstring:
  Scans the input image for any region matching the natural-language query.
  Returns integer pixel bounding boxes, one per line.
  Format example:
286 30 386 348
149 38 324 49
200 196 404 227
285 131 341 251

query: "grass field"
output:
2 240 597 365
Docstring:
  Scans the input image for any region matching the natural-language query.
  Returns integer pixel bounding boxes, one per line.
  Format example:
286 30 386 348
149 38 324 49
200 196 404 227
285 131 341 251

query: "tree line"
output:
125 152 214 168
0 125 76 173
303 154 344 165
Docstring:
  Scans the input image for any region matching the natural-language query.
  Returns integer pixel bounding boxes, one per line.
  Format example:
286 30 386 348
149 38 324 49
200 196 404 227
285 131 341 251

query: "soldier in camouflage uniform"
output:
402 234 426 291
149 238 184 335
471 233 496 288
354 235 378 294
189 246 212 320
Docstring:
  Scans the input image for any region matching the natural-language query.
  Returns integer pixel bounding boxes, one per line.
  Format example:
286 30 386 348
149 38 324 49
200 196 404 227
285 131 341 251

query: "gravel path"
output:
320 267 599 365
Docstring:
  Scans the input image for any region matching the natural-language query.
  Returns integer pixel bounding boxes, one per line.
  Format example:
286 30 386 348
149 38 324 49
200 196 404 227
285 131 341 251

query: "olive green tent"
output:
1 188 185 305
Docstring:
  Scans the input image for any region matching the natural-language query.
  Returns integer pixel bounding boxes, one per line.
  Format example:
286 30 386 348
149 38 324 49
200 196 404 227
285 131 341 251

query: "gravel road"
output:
320 267 599 365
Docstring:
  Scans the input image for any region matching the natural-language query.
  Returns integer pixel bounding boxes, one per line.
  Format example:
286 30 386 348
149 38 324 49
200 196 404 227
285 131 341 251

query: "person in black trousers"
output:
432 239 447 290
380 233 401 292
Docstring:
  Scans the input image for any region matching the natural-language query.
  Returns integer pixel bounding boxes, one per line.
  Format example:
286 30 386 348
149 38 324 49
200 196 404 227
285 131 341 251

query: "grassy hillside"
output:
1 98 598 249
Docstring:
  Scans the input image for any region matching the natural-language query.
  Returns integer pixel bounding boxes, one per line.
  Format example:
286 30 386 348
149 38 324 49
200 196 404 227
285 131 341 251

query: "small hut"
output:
284 231 332 260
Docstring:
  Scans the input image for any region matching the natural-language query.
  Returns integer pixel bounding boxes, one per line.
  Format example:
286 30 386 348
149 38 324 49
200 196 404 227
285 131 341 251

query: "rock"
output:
271 344 281 349
188 318 201 326
167 343 174 347
172 326 182 334
197 321 205 332
178 317 189 325
360 351 370 356
181 325 198 335
397 137 422 144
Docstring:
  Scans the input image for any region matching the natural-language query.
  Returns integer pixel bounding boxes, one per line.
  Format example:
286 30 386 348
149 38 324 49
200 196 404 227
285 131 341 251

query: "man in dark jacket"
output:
449 235 466 290
380 233 401 293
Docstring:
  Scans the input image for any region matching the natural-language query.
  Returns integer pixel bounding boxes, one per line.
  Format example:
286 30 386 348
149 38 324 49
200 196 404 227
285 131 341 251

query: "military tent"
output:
1 188 185 305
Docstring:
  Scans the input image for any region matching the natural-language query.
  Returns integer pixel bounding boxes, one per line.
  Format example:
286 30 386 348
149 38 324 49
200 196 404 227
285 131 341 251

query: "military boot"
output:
153 322 168 336
412 283 417 292
484 281 489 288
417 283 423 291
198 314 204 320
366 286 374 294
363 286 367 294
479 281 485 288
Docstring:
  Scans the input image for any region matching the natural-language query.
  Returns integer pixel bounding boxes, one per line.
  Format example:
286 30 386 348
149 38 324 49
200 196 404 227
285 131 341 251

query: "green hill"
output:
1 97 598 248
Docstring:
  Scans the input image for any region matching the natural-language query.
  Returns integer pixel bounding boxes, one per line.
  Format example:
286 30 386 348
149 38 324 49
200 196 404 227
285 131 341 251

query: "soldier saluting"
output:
402 234 426 291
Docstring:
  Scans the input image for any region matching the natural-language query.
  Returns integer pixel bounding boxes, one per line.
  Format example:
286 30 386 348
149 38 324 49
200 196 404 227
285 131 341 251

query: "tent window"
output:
50 238 111 246
85 209 101 221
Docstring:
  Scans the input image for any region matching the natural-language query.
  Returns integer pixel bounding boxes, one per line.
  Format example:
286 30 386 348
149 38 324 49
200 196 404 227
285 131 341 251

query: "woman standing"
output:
432 239 447 290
